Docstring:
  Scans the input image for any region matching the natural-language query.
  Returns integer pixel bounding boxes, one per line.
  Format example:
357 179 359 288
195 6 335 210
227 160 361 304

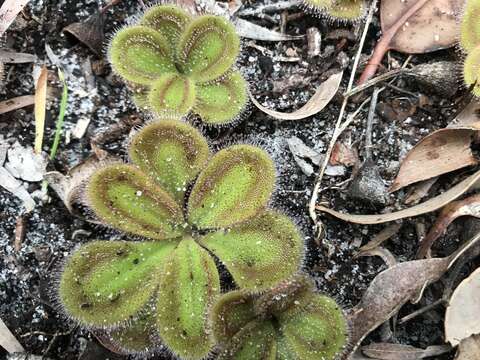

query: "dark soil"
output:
0 0 476 359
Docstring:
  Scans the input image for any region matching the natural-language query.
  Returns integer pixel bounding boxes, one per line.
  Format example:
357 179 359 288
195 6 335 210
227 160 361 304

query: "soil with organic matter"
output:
0 0 476 359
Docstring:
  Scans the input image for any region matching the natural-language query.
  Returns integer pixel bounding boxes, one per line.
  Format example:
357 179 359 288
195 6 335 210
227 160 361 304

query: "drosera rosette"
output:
108 4 248 126
57 118 305 359
211 273 350 360
460 0 480 96
301 0 367 22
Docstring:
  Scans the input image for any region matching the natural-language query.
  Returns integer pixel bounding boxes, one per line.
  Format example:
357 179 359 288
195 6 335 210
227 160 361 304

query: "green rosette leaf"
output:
327 0 366 21
177 15 240 83
194 70 248 125
199 211 303 291
217 321 277 360
140 5 192 47
129 119 210 203
86 163 185 240
156 238 220 359
464 46 480 97
59 241 176 327
107 310 158 354
210 290 257 346
460 0 480 52
188 145 275 229
148 73 196 115
276 293 349 360
110 26 176 85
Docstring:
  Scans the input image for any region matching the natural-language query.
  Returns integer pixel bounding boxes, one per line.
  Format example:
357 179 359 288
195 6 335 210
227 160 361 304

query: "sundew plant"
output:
302 0 367 21
211 274 349 360
460 0 480 96
57 119 304 359
109 4 248 125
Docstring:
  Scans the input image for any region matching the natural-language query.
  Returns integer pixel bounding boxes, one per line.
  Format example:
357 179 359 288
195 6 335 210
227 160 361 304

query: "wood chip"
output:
0 318 24 353
0 95 35 115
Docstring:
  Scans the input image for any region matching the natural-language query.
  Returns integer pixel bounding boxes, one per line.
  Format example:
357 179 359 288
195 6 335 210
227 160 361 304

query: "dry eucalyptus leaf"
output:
317 169 480 225
251 71 343 120
445 267 480 346
356 247 398 268
455 334 480 360
0 318 24 353
390 128 478 192
234 18 303 41
349 231 480 353
380 0 461 54
449 99 480 128
417 194 480 258
348 257 451 350
362 343 451 360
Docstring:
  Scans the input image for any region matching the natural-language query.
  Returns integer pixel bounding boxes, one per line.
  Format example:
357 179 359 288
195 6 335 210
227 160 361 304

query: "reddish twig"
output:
357 0 430 85
100 0 122 14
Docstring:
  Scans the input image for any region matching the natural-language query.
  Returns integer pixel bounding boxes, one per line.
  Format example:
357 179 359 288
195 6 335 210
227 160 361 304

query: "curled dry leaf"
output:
455 334 480 360
357 223 402 253
417 194 480 258
0 318 24 353
358 0 462 84
63 11 104 55
445 266 480 346
356 246 397 268
44 155 116 214
233 18 304 41
348 232 480 353
251 71 343 120
317 169 480 225
390 128 478 192
361 343 451 360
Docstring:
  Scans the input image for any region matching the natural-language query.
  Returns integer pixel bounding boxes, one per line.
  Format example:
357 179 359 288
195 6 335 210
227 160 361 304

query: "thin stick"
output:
365 87 382 160
344 68 405 98
308 0 378 229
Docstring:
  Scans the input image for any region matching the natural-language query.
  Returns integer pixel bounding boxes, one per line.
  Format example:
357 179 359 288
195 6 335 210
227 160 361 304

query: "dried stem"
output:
308 0 378 231
357 0 429 85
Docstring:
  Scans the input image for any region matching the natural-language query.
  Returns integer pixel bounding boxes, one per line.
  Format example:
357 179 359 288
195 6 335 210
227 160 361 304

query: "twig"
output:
357 0 429 84
398 298 445 324
343 68 405 98
308 0 378 231
364 87 382 160
100 0 122 14
14 215 26 252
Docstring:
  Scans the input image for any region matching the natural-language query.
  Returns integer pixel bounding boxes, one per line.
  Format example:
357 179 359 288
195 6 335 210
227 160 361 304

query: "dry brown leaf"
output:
34 66 48 154
0 95 35 115
417 194 480 258
455 335 480 360
362 343 451 360
250 71 343 121
358 0 462 84
356 247 397 268
0 50 36 64
317 169 480 225
381 0 461 54
390 128 478 192
348 231 480 353
445 267 480 346
0 318 24 353
349 257 451 349
330 140 359 167
0 0 31 37
450 99 480 128
44 155 116 214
